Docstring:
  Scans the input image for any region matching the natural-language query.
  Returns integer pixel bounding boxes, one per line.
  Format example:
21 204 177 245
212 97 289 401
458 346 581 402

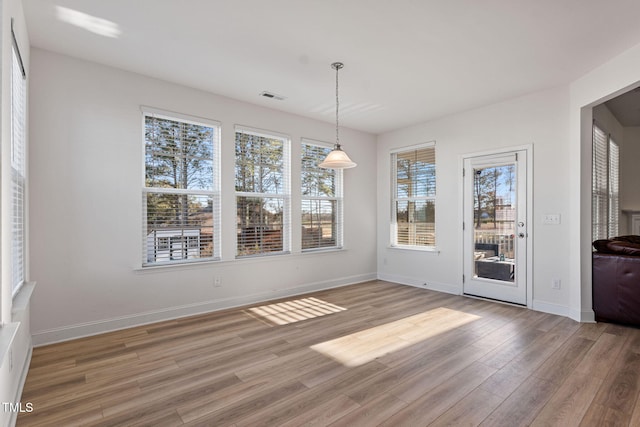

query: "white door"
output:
463 150 528 305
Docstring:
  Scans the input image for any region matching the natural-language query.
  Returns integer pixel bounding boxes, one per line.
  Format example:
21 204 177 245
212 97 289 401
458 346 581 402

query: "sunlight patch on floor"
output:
310 307 481 367
245 297 347 326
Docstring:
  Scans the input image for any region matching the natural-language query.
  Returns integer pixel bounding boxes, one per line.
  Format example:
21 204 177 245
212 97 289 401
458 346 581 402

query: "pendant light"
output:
319 62 357 169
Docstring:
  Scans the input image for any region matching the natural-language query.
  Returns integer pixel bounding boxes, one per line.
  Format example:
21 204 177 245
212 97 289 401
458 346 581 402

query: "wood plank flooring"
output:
16 280 640 426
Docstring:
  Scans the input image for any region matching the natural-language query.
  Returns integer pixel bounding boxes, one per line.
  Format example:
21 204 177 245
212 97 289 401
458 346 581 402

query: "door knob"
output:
518 233 525 238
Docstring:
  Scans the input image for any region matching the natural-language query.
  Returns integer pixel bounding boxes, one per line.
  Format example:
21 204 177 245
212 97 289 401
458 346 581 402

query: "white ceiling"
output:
23 0 640 134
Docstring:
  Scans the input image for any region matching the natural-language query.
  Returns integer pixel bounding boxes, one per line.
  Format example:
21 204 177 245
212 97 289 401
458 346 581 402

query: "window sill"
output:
12 281 36 317
236 250 291 260
135 258 222 273
301 247 344 255
134 248 348 273
388 245 440 254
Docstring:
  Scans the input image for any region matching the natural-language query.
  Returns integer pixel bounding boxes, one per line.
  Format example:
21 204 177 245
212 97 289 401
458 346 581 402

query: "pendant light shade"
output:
319 144 356 169
320 62 357 169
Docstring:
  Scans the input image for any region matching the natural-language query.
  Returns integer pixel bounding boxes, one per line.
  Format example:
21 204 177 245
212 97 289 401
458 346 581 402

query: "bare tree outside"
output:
473 165 515 259
144 115 215 263
235 131 287 256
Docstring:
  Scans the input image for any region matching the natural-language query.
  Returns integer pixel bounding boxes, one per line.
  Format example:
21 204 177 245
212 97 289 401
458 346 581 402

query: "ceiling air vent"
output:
260 91 286 101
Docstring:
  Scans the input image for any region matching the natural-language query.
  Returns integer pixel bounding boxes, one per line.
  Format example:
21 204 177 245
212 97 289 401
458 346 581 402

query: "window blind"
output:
592 124 608 240
142 110 220 266
592 124 618 241
11 45 26 295
301 140 343 250
608 138 619 237
235 126 290 257
391 144 436 247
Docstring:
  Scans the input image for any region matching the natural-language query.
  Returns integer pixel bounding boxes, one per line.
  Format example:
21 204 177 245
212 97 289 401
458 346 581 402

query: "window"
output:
301 140 343 250
592 123 619 240
391 143 436 248
143 109 220 266
11 44 26 295
235 126 290 257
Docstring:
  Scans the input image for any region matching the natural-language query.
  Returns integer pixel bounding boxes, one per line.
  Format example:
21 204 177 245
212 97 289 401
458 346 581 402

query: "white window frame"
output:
11 40 27 296
235 125 291 258
390 142 436 250
142 107 221 267
301 139 343 252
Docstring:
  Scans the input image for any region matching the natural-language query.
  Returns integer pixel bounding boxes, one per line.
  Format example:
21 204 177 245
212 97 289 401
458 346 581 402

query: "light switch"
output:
542 214 560 225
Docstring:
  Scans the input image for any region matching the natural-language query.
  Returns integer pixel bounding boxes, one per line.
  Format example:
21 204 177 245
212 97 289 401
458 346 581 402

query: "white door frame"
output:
460 145 533 308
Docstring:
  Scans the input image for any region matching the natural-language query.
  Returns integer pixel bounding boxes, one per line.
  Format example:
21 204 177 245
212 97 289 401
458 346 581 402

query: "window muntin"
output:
143 110 220 266
391 144 436 248
301 141 343 250
235 127 290 257
11 45 26 295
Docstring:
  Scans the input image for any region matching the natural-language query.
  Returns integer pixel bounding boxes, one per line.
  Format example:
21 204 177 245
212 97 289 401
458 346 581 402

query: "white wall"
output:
569 41 640 322
593 104 625 145
29 49 377 345
620 127 640 234
377 87 572 316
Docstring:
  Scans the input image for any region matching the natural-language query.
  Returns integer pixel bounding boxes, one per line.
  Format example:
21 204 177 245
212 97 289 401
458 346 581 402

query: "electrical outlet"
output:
214 277 222 287
543 214 561 225
552 278 561 290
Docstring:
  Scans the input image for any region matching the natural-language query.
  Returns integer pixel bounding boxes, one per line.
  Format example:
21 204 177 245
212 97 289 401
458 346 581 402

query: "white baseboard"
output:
32 273 377 347
378 274 595 323
532 300 571 318
567 307 596 323
377 273 460 295
581 310 596 323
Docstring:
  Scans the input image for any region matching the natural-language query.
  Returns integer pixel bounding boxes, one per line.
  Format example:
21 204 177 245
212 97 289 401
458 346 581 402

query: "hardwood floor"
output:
17 280 640 426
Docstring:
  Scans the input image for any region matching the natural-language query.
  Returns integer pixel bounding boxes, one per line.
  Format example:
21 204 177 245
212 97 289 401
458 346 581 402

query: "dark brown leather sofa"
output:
592 235 640 326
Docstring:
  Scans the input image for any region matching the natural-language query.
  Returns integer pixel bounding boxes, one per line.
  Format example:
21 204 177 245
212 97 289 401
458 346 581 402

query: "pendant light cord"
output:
332 62 344 149
319 62 356 169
